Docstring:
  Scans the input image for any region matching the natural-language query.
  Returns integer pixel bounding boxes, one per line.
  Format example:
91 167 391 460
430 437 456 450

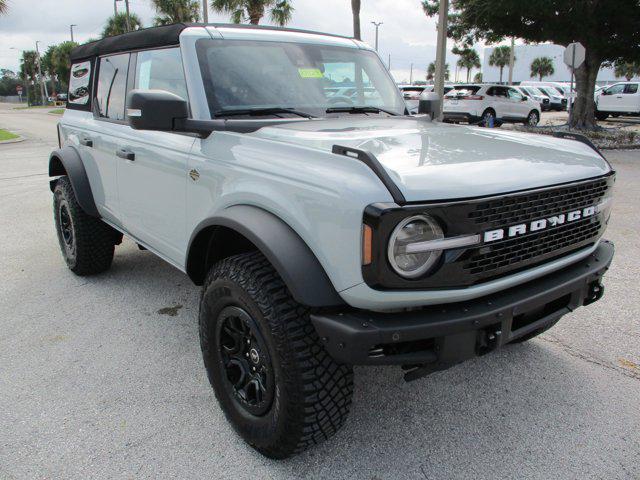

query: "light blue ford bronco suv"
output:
50 23 615 458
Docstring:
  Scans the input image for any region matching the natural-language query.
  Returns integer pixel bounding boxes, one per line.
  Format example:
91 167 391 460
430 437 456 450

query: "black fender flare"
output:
187 205 345 307
49 146 100 217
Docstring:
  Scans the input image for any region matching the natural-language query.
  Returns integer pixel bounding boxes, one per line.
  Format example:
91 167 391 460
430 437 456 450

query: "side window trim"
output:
94 52 132 125
132 46 191 116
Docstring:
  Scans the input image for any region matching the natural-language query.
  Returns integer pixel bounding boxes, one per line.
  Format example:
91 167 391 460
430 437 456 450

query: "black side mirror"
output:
126 89 189 132
521 96 528 101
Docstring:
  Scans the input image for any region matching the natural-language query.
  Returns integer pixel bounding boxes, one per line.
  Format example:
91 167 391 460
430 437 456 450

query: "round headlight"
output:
387 214 444 278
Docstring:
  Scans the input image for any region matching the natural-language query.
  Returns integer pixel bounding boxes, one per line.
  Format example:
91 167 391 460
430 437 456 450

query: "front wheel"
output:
525 110 540 126
198 252 354 459
595 111 609 121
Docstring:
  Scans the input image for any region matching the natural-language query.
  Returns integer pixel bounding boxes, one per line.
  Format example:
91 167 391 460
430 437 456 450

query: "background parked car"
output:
516 86 551 111
595 81 640 120
443 84 541 126
399 85 427 112
536 86 567 111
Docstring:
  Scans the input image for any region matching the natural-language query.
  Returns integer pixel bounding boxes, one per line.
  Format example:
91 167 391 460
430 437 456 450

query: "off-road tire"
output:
199 251 354 459
53 176 119 275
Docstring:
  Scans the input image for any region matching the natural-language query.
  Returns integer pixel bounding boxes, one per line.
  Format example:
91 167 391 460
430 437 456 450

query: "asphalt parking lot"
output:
1 103 639 479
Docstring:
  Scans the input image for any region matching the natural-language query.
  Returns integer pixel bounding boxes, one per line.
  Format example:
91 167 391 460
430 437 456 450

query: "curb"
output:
0 136 25 145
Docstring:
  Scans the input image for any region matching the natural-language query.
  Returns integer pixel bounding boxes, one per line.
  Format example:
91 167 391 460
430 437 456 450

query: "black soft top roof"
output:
70 23 354 62
70 23 195 61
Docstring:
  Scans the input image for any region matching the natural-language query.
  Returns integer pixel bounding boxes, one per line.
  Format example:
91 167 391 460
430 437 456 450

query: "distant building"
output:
482 43 638 85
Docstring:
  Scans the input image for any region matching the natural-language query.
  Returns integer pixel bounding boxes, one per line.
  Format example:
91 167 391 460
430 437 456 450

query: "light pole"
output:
202 0 209 22
113 0 119 15
433 0 449 120
371 21 383 51
70 24 77 43
124 0 132 31
35 40 49 104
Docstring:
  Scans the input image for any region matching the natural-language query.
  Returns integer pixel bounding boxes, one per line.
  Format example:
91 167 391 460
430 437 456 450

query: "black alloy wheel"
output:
217 305 275 416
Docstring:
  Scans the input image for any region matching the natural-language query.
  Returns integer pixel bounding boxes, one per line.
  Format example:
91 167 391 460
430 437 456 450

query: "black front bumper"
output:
311 241 614 374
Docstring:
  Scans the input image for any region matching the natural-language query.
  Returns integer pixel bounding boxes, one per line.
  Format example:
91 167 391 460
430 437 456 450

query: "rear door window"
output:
134 48 189 101
96 53 130 121
624 83 638 94
68 60 92 106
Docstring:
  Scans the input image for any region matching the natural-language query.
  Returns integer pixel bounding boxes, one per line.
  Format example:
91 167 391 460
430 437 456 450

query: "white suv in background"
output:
516 86 551 111
443 84 541 126
595 82 640 120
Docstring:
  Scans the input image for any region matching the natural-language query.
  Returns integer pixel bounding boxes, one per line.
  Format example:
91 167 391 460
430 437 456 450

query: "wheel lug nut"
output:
245 353 249 357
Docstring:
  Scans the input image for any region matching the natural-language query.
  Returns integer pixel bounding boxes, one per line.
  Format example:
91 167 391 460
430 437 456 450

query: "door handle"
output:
79 137 93 147
616 95 623 98
116 148 135 161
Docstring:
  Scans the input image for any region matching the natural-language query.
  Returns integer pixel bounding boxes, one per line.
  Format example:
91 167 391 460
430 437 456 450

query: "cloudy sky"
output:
0 0 491 82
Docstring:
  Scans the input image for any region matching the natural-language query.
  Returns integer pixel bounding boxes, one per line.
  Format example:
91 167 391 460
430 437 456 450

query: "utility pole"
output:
124 0 132 31
35 41 49 104
114 0 118 15
202 0 209 23
410 63 414 84
70 24 77 43
508 37 515 85
434 0 449 120
371 21 383 51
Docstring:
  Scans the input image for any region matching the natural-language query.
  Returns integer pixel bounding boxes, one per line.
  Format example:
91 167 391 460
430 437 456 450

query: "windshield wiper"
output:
214 107 316 119
325 106 399 116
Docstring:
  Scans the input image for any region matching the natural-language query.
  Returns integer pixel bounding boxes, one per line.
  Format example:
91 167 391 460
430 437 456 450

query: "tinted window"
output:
624 83 638 94
135 48 188 101
606 84 625 95
487 86 507 97
96 53 130 121
508 88 523 100
445 85 481 97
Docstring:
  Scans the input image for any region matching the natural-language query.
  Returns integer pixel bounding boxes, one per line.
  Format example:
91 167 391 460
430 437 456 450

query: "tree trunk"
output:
499 67 503 84
247 2 264 24
570 48 601 129
466 68 471 83
351 0 361 40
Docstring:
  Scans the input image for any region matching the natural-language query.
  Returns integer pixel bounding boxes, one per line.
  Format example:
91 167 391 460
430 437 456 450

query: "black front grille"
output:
362 174 614 290
469 178 609 228
466 217 601 275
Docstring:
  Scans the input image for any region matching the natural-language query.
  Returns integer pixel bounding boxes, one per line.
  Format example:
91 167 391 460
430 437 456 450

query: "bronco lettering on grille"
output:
483 206 596 243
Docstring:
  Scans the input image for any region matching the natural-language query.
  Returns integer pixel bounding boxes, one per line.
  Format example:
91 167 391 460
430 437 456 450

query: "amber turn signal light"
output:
362 224 373 265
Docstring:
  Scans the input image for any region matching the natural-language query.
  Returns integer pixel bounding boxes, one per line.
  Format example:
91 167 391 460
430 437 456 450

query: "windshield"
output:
196 39 405 118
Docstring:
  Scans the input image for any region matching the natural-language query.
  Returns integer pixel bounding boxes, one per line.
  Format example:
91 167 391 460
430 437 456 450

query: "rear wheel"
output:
525 110 540 126
480 109 497 127
53 176 120 275
199 251 354 459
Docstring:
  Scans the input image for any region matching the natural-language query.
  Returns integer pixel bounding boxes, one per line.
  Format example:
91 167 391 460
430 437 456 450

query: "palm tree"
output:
426 61 449 82
102 12 143 37
614 60 640 81
19 51 39 105
0 0 8 15
52 41 78 91
41 45 58 98
152 0 200 25
351 0 361 40
211 0 294 26
530 57 554 81
488 45 514 84
453 46 481 83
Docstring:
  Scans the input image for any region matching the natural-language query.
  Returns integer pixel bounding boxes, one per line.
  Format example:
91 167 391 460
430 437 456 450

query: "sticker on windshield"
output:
298 68 323 79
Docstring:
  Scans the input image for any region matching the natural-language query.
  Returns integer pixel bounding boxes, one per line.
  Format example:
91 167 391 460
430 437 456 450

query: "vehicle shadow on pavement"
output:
102 243 638 480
